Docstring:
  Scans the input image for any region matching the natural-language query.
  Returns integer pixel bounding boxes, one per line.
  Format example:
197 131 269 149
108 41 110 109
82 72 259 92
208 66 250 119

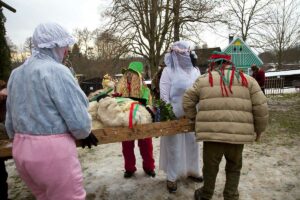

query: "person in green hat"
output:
116 61 156 178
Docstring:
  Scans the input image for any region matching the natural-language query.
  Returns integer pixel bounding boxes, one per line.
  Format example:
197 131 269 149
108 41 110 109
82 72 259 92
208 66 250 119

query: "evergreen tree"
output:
0 7 11 81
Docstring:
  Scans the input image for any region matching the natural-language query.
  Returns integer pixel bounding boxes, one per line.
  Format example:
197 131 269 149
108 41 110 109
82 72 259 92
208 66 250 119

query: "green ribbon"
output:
141 86 150 104
225 68 231 86
115 97 132 103
133 104 139 120
89 88 113 102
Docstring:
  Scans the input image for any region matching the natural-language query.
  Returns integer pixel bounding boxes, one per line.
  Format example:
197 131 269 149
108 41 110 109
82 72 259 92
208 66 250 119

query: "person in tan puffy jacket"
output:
183 51 268 200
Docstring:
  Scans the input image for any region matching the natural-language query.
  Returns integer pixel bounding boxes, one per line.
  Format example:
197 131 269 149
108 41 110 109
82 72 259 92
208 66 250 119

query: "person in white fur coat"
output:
159 41 203 193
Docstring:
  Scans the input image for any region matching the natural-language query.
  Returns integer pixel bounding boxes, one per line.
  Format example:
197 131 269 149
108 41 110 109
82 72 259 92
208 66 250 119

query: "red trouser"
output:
122 138 155 172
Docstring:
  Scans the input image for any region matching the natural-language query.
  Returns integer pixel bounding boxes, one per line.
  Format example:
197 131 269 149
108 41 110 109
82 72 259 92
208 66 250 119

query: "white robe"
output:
159 66 201 182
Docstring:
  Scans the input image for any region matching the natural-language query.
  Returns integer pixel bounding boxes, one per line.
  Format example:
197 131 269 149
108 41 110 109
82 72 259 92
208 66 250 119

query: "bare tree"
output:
225 0 272 42
258 0 300 68
73 28 93 57
24 36 33 54
172 0 222 41
93 29 129 61
104 0 174 75
6 36 17 53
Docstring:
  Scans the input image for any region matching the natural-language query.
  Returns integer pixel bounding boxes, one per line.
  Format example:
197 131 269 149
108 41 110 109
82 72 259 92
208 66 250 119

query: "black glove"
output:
96 94 108 102
80 132 99 149
145 106 155 122
128 97 147 106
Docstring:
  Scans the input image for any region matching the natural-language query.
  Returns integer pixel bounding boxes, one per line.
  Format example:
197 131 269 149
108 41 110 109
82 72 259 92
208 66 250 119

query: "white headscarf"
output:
164 41 194 73
31 22 75 63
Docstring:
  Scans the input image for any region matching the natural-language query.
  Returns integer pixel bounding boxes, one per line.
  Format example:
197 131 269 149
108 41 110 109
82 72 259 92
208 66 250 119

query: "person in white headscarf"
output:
5 23 98 200
159 41 202 193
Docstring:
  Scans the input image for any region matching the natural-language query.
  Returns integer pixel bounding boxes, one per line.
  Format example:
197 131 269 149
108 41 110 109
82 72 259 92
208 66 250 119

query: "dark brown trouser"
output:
0 158 8 200
198 142 244 200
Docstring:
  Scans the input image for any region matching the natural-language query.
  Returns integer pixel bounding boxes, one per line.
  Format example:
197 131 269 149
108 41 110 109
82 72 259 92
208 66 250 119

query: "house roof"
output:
223 37 263 68
194 47 221 66
194 47 221 74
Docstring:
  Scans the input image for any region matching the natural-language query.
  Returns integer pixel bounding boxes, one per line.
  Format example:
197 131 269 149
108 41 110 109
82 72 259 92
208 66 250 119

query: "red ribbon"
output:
127 82 131 95
128 102 140 129
209 54 231 61
229 66 235 93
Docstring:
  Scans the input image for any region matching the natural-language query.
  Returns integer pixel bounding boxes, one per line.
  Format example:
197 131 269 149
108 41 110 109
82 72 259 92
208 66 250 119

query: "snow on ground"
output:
5 94 300 199
265 87 299 95
6 136 300 200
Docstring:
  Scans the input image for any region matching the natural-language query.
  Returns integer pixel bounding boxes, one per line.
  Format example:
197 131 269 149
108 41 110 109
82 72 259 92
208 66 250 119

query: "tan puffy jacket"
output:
183 69 268 144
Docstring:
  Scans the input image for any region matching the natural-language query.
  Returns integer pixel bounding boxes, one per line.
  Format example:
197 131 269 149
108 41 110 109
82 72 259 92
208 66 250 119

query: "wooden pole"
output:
0 1 16 13
0 119 195 158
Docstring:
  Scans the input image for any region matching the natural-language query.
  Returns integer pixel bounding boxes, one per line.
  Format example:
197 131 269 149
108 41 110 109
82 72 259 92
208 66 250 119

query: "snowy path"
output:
6 135 300 200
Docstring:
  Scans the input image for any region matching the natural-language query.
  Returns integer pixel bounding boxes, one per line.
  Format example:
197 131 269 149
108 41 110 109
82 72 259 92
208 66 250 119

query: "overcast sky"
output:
3 0 229 49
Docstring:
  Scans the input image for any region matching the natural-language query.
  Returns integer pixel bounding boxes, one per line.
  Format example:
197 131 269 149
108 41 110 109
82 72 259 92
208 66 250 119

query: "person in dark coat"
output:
251 64 266 94
0 80 10 200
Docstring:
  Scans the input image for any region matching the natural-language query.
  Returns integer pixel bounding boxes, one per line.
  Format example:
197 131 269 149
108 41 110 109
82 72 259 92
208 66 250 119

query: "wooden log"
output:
0 119 195 158
0 140 11 158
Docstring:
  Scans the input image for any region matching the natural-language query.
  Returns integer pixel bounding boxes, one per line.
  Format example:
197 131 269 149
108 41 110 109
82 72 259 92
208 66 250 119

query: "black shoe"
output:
145 170 156 177
188 176 203 183
167 180 177 193
194 188 209 200
124 171 134 178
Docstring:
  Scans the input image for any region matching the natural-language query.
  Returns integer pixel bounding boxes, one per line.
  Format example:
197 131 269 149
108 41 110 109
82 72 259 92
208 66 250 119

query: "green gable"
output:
223 38 263 74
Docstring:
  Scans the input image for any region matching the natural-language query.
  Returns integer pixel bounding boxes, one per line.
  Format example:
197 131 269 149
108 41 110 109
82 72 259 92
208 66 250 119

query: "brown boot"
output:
194 188 209 200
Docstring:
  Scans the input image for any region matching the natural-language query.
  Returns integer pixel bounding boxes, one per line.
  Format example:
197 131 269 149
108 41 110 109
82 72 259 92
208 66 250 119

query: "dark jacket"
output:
252 69 265 88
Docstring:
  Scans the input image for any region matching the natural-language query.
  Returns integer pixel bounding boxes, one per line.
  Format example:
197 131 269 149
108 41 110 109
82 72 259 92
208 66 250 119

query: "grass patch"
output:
267 92 300 101
267 110 300 135
263 94 300 144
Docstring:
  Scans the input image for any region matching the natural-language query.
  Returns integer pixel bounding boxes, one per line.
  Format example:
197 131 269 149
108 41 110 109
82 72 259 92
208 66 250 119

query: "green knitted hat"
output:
128 61 143 74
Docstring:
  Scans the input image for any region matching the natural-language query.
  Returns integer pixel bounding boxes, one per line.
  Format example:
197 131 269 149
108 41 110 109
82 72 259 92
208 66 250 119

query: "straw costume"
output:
116 61 155 178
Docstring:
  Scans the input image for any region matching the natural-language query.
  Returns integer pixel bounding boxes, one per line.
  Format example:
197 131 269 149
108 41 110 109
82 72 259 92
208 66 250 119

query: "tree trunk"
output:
149 53 159 78
277 50 283 70
173 0 180 41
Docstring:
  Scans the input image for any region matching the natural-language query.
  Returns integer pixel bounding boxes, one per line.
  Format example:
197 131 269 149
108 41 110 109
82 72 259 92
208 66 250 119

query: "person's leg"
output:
46 143 86 200
0 158 8 200
159 135 180 193
138 138 155 173
195 142 224 200
164 135 182 182
122 140 136 173
13 136 48 200
185 133 201 179
223 144 244 200
13 133 86 200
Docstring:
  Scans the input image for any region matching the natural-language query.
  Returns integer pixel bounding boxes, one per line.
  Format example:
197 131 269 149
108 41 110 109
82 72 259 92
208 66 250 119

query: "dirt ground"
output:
5 93 300 200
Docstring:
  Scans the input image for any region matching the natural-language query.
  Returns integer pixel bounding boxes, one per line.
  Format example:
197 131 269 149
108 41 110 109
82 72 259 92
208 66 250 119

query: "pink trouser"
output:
13 133 86 200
